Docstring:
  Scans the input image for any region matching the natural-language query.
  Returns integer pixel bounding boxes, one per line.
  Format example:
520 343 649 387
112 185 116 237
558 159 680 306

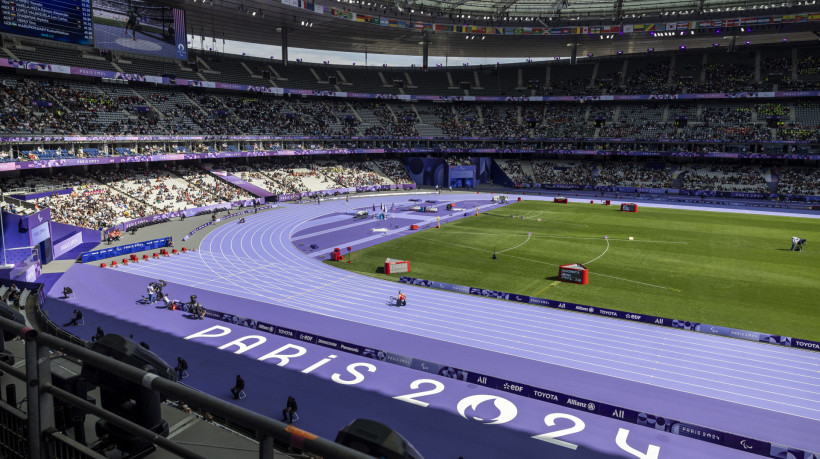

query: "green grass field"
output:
327 201 820 340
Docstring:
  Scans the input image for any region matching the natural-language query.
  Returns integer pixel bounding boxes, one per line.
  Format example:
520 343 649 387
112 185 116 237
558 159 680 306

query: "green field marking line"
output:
497 233 532 253
535 280 562 297
441 231 688 245
584 238 610 265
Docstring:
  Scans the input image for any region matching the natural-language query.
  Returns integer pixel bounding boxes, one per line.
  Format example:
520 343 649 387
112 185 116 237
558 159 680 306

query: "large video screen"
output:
0 0 94 45
92 0 186 60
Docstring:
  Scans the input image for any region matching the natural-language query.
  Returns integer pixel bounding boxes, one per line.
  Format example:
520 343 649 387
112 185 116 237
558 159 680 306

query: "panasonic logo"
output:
340 344 360 353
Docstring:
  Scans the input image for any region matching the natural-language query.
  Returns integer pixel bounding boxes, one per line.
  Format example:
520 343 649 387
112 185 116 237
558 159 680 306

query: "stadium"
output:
0 0 818 456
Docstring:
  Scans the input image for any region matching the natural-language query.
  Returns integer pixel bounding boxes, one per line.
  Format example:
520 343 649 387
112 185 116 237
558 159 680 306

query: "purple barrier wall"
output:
51 232 84 259
0 150 818 174
50 222 101 259
276 183 416 202
105 198 263 234
10 188 73 201
205 168 275 198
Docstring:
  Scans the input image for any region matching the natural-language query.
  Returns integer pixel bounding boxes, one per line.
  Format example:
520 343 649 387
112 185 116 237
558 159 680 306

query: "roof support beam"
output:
614 0 624 21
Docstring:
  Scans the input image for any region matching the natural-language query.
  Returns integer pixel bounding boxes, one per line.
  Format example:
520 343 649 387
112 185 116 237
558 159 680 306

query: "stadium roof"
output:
170 0 820 58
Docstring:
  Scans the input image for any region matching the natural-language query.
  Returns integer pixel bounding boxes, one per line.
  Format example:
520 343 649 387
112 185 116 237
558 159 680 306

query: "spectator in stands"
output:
281 396 298 424
91 326 104 343
175 357 188 380
231 374 245 399
63 309 83 327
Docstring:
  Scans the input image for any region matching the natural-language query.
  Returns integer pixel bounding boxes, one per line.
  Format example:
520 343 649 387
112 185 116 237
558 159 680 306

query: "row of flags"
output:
281 2 820 36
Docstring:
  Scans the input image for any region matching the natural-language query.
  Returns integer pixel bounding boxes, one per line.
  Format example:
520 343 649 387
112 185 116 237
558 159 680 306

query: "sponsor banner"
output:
80 237 171 263
792 338 820 350
564 395 601 414
673 422 725 445
409 358 447 374
403 277 820 354
723 433 770 455
379 351 414 367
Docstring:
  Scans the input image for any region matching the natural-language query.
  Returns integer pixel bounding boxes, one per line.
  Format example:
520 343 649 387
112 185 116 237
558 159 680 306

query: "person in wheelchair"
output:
395 290 406 307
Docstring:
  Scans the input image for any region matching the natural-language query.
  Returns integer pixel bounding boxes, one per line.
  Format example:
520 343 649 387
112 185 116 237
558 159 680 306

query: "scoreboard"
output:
0 0 93 45
559 263 589 285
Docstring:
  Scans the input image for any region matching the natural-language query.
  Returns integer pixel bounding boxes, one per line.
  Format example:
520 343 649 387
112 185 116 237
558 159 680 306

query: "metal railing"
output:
0 316 373 459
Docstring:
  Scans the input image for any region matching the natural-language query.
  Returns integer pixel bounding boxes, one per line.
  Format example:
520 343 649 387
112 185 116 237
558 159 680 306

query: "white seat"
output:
237 390 246 399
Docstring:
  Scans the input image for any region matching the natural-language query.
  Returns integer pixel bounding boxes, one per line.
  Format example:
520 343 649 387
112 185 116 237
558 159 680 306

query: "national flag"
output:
389 19 398 27
380 18 389 26
623 24 634 33
807 13 820 21
455 25 463 33
514 28 523 34
494 27 503 34
722 18 739 27
633 24 645 31
441 24 453 32
795 15 807 23
741 17 756 25
781 15 794 23
666 23 676 31
423 23 433 30
677 21 690 29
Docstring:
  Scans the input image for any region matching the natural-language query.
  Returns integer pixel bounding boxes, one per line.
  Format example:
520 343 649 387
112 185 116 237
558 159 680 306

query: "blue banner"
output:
80 237 171 263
